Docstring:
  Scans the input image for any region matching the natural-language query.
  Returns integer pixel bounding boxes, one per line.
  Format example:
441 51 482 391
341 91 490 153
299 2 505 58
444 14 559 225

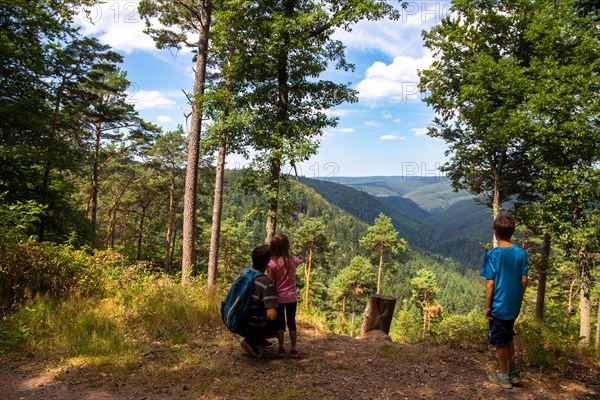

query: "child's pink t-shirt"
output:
268 256 302 304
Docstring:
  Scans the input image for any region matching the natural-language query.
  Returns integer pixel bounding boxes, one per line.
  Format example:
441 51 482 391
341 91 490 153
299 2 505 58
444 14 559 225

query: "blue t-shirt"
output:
480 245 528 320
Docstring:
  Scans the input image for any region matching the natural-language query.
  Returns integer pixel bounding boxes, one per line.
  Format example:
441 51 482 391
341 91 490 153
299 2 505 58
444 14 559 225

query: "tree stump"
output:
360 294 397 337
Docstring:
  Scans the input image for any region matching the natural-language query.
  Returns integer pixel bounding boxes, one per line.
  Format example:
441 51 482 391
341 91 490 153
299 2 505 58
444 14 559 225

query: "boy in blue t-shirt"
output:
480 216 528 389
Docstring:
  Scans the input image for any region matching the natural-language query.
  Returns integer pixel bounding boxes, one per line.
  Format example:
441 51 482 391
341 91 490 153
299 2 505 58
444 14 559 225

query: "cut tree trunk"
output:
361 294 397 337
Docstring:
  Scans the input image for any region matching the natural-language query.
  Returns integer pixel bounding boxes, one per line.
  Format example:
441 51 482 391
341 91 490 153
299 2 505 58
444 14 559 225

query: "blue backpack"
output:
221 268 264 333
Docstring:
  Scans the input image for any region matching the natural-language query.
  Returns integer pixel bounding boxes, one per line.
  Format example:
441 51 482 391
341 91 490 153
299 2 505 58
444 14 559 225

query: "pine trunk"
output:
578 241 591 345
137 205 147 261
182 6 212 282
265 0 293 244
91 121 102 251
164 163 177 273
207 143 226 286
535 233 550 323
492 178 501 247
39 79 66 241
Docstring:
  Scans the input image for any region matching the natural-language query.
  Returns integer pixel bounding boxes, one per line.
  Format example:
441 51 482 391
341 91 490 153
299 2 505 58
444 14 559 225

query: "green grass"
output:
0 275 222 366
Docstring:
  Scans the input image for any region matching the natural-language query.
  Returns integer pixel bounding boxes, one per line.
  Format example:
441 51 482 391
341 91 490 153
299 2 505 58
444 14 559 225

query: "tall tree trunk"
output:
377 244 384 294
170 222 178 269
207 142 226 286
105 177 132 248
137 204 147 261
164 162 177 273
492 177 501 247
566 278 577 330
265 158 281 243
39 79 66 241
91 121 102 251
265 0 293 244
106 204 117 248
535 233 550 323
182 5 212 282
304 246 313 306
578 241 591 345
490 152 505 247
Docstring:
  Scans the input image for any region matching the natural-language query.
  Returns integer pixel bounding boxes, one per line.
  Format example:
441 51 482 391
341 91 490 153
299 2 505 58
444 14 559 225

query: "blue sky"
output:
73 0 453 177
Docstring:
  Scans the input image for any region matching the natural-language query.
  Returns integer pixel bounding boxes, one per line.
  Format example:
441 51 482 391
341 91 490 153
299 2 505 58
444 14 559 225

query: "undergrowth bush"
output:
0 241 97 314
125 277 221 344
0 274 222 360
431 309 487 343
516 319 581 371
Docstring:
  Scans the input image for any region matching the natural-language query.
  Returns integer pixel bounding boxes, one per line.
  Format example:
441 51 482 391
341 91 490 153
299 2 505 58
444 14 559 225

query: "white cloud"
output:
336 128 356 134
356 52 434 101
131 90 177 110
380 135 406 141
73 2 158 53
383 114 393 119
365 121 380 127
412 127 429 136
333 2 452 58
324 109 356 117
393 118 402 123
157 115 173 123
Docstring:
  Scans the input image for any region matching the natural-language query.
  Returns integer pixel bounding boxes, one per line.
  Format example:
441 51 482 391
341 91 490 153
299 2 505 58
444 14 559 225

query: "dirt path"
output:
1 323 598 400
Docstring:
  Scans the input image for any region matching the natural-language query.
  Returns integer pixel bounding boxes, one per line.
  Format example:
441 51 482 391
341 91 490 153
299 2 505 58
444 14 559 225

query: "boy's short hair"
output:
493 215 515 241
252 244 270 271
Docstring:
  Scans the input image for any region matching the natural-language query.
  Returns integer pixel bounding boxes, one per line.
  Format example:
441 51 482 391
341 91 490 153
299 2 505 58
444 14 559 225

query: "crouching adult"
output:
237 244 279 357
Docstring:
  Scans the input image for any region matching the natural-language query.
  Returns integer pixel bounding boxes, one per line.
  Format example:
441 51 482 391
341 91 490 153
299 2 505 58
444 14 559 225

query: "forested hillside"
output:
301 176 491 269
325 176 474 212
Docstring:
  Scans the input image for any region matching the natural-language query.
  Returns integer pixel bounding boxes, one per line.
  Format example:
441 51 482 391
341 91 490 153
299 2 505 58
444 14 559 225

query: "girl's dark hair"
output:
270 234 292 273
493 216 515 241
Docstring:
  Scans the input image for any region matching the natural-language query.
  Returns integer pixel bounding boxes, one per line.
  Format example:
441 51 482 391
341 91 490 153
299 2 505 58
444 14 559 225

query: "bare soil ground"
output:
1 322 598 400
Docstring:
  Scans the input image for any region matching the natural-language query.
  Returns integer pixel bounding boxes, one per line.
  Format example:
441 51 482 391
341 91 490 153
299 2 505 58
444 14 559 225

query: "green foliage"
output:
0 194 43 243
329 256 376 336
390 300 422 344
431 309 487 344
517 320 582 371
410 268 439 306
0 241 94 315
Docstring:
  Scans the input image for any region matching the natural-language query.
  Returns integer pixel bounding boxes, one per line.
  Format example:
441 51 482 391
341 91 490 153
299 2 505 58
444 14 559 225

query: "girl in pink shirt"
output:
267 234 303 357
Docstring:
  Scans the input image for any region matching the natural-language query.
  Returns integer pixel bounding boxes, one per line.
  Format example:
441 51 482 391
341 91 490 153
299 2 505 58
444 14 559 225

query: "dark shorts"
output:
275 302 297 331
488 317 515 348
237 321 278 347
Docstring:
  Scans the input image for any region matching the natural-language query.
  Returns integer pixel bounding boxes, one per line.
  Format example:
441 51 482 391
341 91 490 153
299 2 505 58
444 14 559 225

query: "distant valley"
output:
300 176 493 270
